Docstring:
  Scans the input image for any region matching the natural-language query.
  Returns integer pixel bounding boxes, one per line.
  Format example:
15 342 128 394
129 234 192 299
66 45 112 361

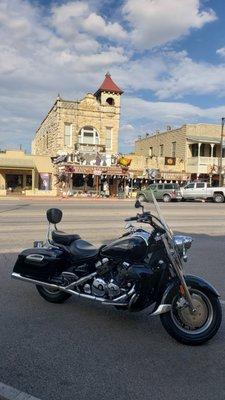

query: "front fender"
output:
162 274 220 303
151 274 220 316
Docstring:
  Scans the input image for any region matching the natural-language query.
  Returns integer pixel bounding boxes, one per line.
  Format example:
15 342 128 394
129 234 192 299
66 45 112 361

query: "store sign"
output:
93 169 102 176
163 172 189 180
165 157 176 166
64 165 128 176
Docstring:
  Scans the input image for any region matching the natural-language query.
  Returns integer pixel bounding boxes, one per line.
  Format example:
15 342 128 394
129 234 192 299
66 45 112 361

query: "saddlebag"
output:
13 247 66 281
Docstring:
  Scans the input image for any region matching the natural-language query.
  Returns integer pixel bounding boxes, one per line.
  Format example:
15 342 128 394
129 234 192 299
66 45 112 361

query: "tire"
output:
163 194 171 203
213 193 224 203
138 194 146 202
160 285 222 345
36 285 71 303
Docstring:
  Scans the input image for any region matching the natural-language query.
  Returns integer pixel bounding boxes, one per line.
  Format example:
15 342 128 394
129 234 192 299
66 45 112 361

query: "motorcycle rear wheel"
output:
160 287 222 345
36 285 71 303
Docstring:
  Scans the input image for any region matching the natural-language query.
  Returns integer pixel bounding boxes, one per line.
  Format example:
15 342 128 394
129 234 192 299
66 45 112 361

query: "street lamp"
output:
219 117 225 186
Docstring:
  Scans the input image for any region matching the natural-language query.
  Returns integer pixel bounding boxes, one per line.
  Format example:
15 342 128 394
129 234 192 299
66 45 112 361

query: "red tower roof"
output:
94 73 123 96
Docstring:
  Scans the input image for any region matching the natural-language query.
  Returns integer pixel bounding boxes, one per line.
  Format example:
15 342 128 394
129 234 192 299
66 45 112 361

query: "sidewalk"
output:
0 196 134 201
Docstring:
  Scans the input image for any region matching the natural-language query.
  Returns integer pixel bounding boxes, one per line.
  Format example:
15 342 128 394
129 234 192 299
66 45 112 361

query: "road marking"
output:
0 381 41 400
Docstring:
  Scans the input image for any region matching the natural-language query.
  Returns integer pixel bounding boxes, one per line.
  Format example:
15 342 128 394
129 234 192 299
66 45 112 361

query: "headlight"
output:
173 235 193 261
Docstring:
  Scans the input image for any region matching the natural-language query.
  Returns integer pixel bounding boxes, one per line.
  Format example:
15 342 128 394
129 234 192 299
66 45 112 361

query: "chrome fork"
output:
161 236 196 312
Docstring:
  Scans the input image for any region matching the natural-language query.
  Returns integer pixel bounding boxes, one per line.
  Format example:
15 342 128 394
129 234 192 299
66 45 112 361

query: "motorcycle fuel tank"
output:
101 232 149 261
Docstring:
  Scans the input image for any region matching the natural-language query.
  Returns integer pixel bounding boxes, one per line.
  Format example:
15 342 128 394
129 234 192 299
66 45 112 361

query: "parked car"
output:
137 183 182 202
181 182 225 203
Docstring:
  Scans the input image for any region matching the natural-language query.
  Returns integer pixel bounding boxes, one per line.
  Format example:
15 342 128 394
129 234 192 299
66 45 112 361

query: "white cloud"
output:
50 2 127 43
123 0 216 50
217 47 225 58
119 96 225 151
82 13 128 40
112 51 225 100
0 0 222 153
123 96 225 123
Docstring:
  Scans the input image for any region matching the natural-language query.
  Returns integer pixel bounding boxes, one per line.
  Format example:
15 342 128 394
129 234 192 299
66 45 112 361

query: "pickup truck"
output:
181 182 225 203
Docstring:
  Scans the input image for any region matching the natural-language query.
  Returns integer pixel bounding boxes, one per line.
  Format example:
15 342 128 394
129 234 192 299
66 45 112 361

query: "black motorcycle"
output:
12 193 222 345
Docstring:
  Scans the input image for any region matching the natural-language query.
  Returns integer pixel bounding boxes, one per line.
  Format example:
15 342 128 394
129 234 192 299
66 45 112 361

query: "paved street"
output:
0 198 225 400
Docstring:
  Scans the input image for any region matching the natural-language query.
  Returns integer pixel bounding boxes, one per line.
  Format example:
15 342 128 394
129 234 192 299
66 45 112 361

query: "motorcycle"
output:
12 192 222 345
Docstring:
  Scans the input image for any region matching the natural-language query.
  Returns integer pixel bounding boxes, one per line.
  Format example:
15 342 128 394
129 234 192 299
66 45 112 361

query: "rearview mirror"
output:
135 200 142 209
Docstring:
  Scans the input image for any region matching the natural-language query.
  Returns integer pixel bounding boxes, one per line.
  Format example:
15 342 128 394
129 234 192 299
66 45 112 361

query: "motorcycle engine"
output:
91 277 121 298
82 258 131 299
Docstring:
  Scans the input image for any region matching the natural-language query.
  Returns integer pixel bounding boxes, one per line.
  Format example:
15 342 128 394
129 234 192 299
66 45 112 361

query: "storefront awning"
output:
62 164 129 176
0 158 35 170
186 136 221 144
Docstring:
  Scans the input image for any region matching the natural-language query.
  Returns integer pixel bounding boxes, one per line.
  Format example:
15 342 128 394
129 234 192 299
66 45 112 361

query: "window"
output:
196 183 205 188
149 147 153 156
172 142 176 157
64 124 72 146
164 184 173 189
186 183 195 189
160 144 164 156
157 184 163 190
26 175 32 188
78 126 99 145
105 127 112 150
106 97 115 106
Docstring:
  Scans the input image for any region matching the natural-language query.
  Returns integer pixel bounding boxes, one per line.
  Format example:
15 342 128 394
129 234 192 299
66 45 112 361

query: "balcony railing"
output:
187 157 225 166
75 143 106 153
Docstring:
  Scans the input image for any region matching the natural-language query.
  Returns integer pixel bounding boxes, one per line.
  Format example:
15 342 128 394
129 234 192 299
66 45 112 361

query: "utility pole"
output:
219 117 225 186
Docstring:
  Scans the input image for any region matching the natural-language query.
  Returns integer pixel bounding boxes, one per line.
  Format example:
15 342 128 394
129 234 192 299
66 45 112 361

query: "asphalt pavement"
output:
0 198 225 400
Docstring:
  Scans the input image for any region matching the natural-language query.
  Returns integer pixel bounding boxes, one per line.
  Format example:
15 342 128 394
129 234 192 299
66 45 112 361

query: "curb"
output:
0 196 134 201
0 382 41 400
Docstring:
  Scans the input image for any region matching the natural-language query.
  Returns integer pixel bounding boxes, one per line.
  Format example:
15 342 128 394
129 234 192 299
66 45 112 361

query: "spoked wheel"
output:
213 193 224 203
160 287 222 345
36 285 71 303
163 194 171 203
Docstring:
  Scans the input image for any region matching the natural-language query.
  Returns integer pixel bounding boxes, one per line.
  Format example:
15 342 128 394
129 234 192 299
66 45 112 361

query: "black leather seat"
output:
52 230 80 246
69 239 99 260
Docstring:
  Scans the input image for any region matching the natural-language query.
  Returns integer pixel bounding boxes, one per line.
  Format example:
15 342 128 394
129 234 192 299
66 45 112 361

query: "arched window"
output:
106 97 115 106
78 126 99 145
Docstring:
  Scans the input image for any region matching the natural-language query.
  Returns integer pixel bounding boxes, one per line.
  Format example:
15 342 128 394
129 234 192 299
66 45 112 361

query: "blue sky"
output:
1 0 225 153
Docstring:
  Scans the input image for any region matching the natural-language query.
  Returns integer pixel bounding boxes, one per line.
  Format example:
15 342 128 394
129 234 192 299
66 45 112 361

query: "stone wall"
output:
135 125 187 159
32 92 121 156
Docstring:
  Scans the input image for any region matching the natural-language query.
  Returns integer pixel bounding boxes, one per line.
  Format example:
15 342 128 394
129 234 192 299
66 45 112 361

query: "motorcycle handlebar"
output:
125 216 138 222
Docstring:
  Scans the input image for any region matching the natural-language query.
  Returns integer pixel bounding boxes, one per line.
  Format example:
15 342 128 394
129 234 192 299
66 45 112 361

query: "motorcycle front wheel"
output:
160 286 222 345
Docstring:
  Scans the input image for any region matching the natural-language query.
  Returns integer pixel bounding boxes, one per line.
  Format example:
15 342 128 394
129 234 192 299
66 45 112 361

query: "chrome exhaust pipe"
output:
12 273 135 306
12 273 60 290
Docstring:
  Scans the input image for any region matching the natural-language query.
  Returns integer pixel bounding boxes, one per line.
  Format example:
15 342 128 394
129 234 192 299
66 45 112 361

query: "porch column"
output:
210 144 215 159
197 142 202 178
32 169 35 192
22 174 26 189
